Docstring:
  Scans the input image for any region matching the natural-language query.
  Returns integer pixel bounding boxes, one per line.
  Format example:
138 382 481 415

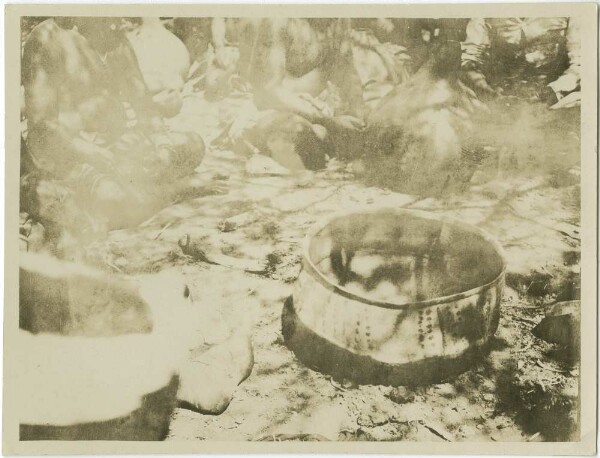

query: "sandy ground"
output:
85 93 581 442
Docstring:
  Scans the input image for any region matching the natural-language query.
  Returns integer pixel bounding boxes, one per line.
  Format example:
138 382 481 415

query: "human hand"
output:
297 93 332 118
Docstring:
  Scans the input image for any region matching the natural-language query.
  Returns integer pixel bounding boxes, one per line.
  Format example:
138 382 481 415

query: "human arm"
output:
251 20 364 130
106 39 167 133
211 18 239 70
211 17 227 50
243 20 327 123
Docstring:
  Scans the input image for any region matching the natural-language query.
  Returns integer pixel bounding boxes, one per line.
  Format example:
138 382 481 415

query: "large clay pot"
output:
283 208 506 385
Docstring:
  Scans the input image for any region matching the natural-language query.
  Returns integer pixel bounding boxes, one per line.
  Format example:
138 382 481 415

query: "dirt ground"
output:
84 92 581 442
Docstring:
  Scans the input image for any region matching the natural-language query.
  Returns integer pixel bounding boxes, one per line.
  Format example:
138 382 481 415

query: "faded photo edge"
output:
3 2 598 455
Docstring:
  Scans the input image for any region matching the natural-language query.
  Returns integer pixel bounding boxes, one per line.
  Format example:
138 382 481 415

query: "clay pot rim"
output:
302 205 507 311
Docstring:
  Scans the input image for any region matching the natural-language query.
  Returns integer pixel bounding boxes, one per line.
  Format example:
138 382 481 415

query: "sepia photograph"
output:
3 3 598 455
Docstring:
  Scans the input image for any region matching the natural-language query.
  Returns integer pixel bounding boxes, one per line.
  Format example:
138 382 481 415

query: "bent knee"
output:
254 113 329 171
153 90 184 119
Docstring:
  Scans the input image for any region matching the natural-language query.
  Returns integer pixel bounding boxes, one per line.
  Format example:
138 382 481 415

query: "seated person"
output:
349 20 412 110
351 18 470 72
546 16 581 108
18 252 253 440
216 18 367 171
127 17 191 118
169 17 214 67
21 17 205 255
167 18 242 101
367 40 483 196
460 17 580 106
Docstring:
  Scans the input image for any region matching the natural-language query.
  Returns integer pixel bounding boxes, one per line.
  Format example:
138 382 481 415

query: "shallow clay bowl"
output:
282 208 506 385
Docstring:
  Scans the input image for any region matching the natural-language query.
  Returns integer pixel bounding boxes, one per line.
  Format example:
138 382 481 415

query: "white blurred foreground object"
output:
18 252 253 438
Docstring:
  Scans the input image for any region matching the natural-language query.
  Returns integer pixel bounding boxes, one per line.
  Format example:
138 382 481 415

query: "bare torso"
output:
23 19 143 138
238 18 354 97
